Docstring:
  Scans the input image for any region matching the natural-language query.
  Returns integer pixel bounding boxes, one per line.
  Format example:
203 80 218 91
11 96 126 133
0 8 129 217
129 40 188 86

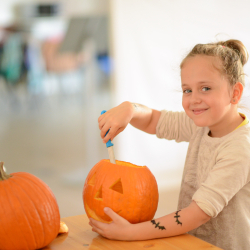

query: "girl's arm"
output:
98 101 161 143
89 201 211 241
129 103 161 134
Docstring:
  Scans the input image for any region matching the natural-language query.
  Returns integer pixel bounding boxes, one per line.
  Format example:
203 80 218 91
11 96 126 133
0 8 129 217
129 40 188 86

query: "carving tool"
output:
101 110 116 164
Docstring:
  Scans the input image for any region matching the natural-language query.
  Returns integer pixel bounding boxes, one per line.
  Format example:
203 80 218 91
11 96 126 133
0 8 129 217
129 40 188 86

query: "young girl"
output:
89 39 250 250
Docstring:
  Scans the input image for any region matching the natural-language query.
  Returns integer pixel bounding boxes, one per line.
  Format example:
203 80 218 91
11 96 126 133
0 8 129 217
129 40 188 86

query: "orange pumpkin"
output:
0 162 60 250
83 159 159 223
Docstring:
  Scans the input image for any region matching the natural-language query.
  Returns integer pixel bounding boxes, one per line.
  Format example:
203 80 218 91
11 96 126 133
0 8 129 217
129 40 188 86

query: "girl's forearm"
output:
129 201 210 241
129 102 161 134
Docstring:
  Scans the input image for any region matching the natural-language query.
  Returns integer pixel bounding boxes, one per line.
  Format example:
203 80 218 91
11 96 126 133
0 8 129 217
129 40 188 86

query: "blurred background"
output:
1 0 250 219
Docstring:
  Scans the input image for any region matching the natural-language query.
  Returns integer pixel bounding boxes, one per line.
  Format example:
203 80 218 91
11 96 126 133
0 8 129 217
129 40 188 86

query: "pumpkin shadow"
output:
40 233 68 249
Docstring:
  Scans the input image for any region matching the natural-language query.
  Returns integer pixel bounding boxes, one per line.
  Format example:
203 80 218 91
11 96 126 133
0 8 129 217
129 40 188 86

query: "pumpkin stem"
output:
0 162 12 181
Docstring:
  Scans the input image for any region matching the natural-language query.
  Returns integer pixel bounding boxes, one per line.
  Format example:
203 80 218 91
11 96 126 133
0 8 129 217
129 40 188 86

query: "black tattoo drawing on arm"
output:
174 210 182 226
151 220 166 230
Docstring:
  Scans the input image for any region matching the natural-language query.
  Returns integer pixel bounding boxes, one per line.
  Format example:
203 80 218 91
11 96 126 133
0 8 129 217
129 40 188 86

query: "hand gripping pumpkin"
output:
0 162 60 250
83 159 159 223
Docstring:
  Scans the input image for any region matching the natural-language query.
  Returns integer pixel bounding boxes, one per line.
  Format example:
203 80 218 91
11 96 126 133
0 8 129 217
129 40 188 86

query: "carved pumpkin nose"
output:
83 159 158 224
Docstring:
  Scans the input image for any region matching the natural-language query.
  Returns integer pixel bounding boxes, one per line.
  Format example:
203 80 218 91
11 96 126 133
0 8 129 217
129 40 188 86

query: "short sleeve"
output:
192 137 250 218
156 110 197 142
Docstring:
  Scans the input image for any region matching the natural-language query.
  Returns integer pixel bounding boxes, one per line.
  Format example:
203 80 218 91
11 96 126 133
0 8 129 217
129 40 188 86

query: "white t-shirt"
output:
156 110 250 250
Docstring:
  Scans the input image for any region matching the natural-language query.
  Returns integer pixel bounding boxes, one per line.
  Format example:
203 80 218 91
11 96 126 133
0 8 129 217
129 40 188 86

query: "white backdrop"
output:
110 0 250 182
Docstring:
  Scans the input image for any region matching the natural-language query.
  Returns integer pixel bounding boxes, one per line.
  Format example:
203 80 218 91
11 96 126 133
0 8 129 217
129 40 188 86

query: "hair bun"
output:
223 39 249 66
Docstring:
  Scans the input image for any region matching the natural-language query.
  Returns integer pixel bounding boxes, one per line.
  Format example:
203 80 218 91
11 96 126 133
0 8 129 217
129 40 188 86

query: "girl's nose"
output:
190 92 202 104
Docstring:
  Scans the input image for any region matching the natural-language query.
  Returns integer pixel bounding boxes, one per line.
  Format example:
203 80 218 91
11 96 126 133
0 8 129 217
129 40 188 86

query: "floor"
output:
0 77 182 220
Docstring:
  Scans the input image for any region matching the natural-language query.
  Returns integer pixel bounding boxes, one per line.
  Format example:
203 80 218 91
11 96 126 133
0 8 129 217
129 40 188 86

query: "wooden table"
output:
43 214 223 250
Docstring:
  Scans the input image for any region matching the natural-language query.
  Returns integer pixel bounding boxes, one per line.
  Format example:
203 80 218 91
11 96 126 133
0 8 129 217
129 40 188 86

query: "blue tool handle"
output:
101 110 114 148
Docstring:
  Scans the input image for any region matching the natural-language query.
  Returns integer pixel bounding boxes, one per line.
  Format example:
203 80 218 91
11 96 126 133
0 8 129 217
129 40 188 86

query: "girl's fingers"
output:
101 130 111 142
111 128 125 141
89 219 107 236
98 113 105 123
99 121 104 130
90 218 106 230
98 116 106 130
98 107 128 142
101 126 118 143
92 226 104 236
103 207 121 223
100 123 111 139
104 207 130 226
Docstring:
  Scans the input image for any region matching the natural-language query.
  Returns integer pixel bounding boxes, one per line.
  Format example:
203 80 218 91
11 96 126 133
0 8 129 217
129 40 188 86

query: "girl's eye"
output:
183 89 191 94
201 87 210 92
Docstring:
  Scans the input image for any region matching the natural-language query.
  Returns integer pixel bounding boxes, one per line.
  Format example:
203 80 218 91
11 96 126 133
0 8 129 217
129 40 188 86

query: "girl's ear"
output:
231 82 243 104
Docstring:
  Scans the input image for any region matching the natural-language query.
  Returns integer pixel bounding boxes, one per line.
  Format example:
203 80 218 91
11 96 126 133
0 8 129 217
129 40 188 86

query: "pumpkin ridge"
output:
0 184 18 249
9 177 43 248
30 174 60 242
15 174 60 219
1 179 30 249
12 174 60 247
139 170 151 222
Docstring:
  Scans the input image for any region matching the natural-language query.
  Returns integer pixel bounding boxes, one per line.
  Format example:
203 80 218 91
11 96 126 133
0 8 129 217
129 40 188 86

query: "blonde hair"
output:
180 39 249 87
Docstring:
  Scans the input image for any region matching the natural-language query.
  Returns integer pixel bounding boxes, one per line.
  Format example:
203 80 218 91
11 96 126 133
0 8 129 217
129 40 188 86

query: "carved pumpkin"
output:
83 159 158 223
0 162 60 250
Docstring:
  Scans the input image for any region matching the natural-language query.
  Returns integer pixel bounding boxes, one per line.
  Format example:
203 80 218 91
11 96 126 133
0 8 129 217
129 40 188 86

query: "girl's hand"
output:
98 102 133 143
89 207 133 241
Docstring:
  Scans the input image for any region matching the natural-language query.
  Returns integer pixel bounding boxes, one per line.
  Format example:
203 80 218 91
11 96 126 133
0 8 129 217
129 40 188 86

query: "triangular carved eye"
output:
95 185 103 200
110 178 123 194
88 173 96 186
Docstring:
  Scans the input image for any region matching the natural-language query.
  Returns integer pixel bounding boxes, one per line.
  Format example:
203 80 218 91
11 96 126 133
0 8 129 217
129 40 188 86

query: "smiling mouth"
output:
192 109 208 115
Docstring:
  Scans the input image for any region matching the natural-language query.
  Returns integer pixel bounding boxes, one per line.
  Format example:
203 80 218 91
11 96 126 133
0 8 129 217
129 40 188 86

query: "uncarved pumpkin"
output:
0 162 60 250
83 159 159 223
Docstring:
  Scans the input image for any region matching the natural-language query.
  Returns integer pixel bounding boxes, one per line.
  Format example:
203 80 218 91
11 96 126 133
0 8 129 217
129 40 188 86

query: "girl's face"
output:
181 55 234 133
